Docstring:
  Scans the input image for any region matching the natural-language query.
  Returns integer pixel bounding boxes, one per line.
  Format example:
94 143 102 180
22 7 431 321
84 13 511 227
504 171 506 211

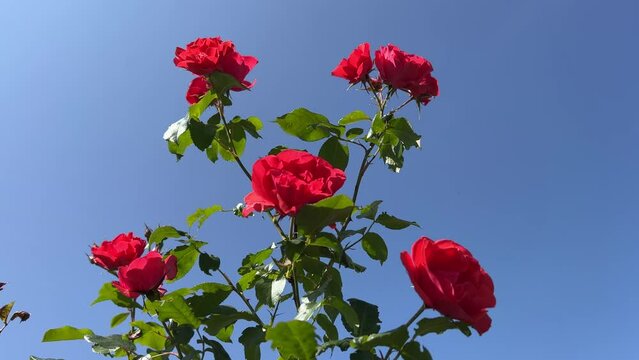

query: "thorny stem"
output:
217 269 265 327
384 304 427 360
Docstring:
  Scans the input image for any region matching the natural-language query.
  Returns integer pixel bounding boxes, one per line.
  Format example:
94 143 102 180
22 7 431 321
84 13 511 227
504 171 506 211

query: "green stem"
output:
384 304 427 360
217 269 265 327
161 320 184 359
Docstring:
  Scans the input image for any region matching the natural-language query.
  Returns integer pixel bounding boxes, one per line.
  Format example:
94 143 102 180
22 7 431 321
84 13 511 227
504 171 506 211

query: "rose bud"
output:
186 76 211 104
401 236 496 335
242 149 346 217
112 251 178 299
90 232 146 271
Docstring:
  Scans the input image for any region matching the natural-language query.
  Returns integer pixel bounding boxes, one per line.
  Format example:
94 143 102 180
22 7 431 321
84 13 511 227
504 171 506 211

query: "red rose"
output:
331 42 373 84
374 44 439 103
174 37 258 90
186 76 211 104
400 237 496 335
112 251 178 298
90 232 146 271
243 149 346 217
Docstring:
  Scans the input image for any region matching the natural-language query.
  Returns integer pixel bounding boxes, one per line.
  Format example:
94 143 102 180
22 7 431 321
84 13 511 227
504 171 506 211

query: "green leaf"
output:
149 226 185 246
339 110 370 126
387 118 421 150
187 205 223 228
92 283 140 309
350 326 408 351
266 320 318 360
206 141 220 163
131 321 167 350
297 195 355 235
255 277 287 308
375 213 419 230
269 145 288 155
188 284 233 318
42 326 94 342
206 337 232 360
203 309 256 336
237 116 263 139
110 312 129 328
0 301 14 324
400 341 433 360
199 252 221 275
173 324 195 344
209 71 244 94
217 122 247 160
324 297 359 334
214 324 234 343
275 108 332 142
346 128 364 139
239 246 274 274
189 120 217 151
371 113 386 134
319 137 349 170
156 294 200 327
188 91 216 119
360 232 388 264
347 299 381 336
350 351 376 360
168 241 206 282
316 314 338 341
357 200 383 220
84 334 136 355
239 326 266 360
167 129 193 160
415 317 472 337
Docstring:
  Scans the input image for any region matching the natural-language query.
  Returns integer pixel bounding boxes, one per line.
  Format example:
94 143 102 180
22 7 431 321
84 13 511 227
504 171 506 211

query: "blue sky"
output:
1 0 638 359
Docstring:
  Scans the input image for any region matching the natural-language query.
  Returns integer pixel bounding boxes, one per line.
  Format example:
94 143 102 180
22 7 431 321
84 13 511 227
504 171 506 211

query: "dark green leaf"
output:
266 320 318 360
387 118 421 150
239 246 274 274
203 309 256 336
209 71 245 94
347 299 381 336
346 128 364 139
237 116 263 139
350 351 376 360
324 297 359 334
316 314 338 341
189 120 217 151
415 317 472 337
255 277 287 308
360 232 388 264
275 108 332 142
110 312 129 328
339 110 370 126
217 122 247 160
319 137 349 170
199 252 221 275
268 145 288 155
297 195 355 235
375 213 419 230
400 341 433 360
207 338 232 360
239 326 266 360
173 324 195 344
42 326 93 342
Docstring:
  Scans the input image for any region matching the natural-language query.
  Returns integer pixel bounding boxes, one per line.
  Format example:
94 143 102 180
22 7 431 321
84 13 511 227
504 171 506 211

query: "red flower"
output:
243 149 346 217
186 76 211 104
112 251 178 298
374 44 439 103
174 37 258 90
400 237 496 335
90 232 146 271
331 43 373 84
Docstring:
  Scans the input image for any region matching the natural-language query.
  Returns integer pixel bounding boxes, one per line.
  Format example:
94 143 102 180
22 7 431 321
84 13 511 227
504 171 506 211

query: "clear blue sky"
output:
1 1 637 359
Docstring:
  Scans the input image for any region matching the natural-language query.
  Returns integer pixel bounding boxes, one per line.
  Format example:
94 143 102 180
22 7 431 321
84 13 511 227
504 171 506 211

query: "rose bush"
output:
112 251 178 299
242 149 347 217
40 37 495 360
401 236 496 334
90 232 146 271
